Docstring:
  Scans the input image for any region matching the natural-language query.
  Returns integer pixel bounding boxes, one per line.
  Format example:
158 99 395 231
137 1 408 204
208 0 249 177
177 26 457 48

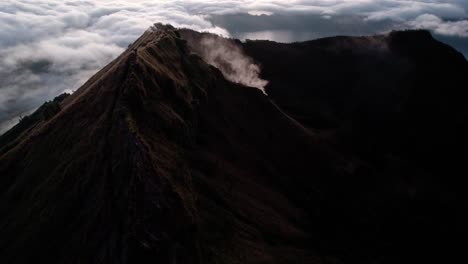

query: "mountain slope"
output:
180 28 468 263
1 25 467 264
244 31 468 263
0 25 348 264
239 30 468 205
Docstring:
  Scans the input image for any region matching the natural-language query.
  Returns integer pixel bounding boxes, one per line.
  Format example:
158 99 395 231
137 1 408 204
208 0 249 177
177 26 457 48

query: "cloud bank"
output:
0 0 467 132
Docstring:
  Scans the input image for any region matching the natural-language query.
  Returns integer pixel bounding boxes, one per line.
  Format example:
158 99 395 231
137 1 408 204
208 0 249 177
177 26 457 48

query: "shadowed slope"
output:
180 29 468 263
0 25 347 264
242 30 468 264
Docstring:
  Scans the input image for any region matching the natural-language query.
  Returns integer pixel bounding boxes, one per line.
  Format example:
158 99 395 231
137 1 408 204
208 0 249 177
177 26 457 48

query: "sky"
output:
0 0 467 133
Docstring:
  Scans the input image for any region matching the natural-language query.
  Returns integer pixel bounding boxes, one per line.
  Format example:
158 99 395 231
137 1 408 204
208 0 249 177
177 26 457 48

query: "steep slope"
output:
0 25 349 264
180 29 468 263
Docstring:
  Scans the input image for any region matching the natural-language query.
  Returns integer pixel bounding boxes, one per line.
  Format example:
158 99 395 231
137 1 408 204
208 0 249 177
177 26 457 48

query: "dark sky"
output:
0 0 467 133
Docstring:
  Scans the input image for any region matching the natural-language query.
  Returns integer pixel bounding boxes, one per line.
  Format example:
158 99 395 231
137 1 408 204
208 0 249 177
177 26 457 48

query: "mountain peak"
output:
0 23 215 263
0 24 336 264
1 25 467 264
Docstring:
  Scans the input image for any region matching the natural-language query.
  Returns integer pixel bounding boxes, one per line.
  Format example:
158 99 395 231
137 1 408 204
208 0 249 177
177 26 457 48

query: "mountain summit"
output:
0 24 343 264
1 24 467 264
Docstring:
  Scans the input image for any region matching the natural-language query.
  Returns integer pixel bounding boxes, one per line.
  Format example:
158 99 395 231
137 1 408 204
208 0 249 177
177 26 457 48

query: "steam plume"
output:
181 31 268 93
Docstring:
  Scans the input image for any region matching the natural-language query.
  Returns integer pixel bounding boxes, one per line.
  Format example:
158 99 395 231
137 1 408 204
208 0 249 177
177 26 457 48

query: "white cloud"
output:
408 14 468 37
0 0 467 133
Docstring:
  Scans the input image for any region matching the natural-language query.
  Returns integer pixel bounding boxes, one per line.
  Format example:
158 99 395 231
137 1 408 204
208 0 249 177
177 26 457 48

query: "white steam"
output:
188 35 268 93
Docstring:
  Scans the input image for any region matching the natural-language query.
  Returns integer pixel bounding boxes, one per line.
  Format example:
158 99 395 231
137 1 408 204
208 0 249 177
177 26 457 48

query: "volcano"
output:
1 24 467 264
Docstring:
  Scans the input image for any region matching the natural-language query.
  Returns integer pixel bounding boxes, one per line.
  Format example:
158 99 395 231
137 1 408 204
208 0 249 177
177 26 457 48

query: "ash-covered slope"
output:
0 25 348 264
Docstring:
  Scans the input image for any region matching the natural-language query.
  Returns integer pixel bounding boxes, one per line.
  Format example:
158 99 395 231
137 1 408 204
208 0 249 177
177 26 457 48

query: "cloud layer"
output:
1 0 467 132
